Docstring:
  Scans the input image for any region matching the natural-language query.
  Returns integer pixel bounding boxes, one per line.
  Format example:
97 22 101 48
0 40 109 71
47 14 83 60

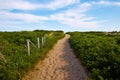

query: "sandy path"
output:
22 34 87 80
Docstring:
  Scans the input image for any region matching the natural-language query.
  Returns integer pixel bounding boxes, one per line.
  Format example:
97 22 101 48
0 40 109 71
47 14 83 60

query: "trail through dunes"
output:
22 34 87 80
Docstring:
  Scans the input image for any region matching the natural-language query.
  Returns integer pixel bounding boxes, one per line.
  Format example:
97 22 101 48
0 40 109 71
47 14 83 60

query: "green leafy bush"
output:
0 30 64 80
68 32 120 80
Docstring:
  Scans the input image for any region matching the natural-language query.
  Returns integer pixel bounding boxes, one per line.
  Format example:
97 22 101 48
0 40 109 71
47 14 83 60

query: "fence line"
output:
27 35 46 56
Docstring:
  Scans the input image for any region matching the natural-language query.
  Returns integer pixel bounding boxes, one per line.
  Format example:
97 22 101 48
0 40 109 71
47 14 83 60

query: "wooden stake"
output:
27 39 30 56
42 37 44 46
37 37 40 48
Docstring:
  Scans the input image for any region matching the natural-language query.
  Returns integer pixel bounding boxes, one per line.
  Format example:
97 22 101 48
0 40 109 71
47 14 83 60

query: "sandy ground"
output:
22 34 87 80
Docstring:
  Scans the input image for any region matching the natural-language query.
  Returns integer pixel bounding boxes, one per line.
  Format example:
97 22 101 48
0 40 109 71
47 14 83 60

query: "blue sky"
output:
0 0 120 32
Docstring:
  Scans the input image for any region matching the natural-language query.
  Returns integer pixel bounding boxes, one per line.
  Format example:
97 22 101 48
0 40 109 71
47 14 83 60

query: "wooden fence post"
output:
27 39 30 56
42 37 44 46
37 37 40 48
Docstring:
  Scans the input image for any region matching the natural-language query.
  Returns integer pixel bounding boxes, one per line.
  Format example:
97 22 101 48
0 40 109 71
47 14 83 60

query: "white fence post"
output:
37 37 40 48
42 37 44 46
27 39 30 56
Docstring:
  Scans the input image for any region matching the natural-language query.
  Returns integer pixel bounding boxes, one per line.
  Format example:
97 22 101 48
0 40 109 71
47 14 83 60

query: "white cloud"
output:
1 0 119 11
49 4 98 28
0 11 48 23
92 1 120 6
2 0 120 30
0 0 79 10
0 1 99 29
43 0 79 10
0 0 40 10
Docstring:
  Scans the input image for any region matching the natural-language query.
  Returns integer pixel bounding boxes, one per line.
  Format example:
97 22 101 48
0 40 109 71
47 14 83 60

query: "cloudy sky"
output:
0 0 120 32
